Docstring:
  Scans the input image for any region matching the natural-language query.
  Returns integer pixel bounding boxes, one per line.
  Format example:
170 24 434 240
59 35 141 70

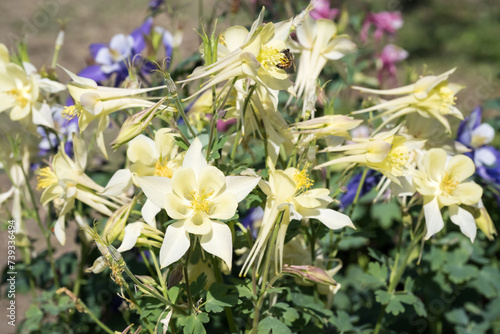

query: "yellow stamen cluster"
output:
293 166 314 193
388 145 410 174
256 46 285 70
154 158 173 178
61 104 82 120
7 88 29 108
440 172 459 195
36 167 58 190
439 86 456 113
188 189 214 214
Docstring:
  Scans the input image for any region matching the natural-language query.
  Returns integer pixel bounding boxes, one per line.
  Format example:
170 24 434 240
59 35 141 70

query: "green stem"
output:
163 72 197 139
147 245 169 299
373 235 421 334
348 167 368 217
22 167 60 288
212 257 237 333
77 297 115 334
124 285 155 334
251 273 283 334
110 247 186 315
183 243 194 314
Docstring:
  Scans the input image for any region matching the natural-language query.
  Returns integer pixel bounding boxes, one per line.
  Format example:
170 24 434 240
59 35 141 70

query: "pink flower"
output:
377 44 408 85
360 11 403 42
310 0 339 20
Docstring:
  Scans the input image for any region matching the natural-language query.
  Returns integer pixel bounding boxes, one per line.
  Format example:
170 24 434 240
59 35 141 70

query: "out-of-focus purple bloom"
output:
377 44 408 86
360 11 403 43
457 106 500 186
340 170 382 207
241 206 264 238
79 18 153 86
310 0 339 20
149 0 164 11
155 26 175 70
37 105 79 157
217 118 237 132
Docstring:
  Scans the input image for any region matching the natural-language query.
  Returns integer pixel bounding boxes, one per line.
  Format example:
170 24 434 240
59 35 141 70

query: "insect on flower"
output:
276 48 295 71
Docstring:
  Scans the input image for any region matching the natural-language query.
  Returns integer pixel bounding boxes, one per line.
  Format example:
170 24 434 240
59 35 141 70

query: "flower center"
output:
36 167 58 190
439 86 456 113
7 88 30 108
154 158 173 178
293 166 314 193
188 189 214 214
62 104 83 120
256 46 285 70
440 172 459 195
388 145 409 174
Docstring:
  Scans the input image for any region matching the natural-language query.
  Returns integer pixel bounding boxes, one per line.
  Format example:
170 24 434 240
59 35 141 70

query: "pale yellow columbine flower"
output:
291 115 363 151
352 68 464 134
179 8 295 100
288 14 356 117
61 67 171 158
0 44 66 129
37 134 122 245
240 158 354 277
413 148 483 241
316 126 424 186
138 138 260 269
101 129 185 225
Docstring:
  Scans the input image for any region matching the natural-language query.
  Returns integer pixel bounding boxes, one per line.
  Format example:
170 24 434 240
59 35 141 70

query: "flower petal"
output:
422 148 447 183
451 182 483 206
449 205 476 242
159 222 190 268
224 175 261 202
210 193 238 219
142 199 161 226
171 167 197 199
117 222 143 252
184 212 213 235
136 176 172 209
423 196 444 240
182 137 207 176
307 208 355 230
198 166 226 195
446 154 475 182
164 193 191 219
200 221 233 270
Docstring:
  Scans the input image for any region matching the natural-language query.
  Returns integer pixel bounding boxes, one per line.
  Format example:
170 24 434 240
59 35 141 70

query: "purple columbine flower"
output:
457 106 500 186
37 104 79 158
310 0 339 20
360 11 403 43
340 170 382 207
377 44 408 86
78 18 153 86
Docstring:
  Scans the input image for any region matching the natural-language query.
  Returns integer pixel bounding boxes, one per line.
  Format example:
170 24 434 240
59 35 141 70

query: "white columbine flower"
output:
138 138 260 269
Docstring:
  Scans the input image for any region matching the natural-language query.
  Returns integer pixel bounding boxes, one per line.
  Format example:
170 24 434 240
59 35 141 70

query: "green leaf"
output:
367 262 388 284
181 313 208 334
23 304 43 331
370 199 400 228
470 266 500 298
257 317 291 334
331 310 354 332
270 303 299 326
443 264 478 284
375 291 417 316
205 283 238 313
445 308 469 326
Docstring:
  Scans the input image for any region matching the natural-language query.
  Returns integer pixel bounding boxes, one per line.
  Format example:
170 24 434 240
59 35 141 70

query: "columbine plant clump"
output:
1 2 500 334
